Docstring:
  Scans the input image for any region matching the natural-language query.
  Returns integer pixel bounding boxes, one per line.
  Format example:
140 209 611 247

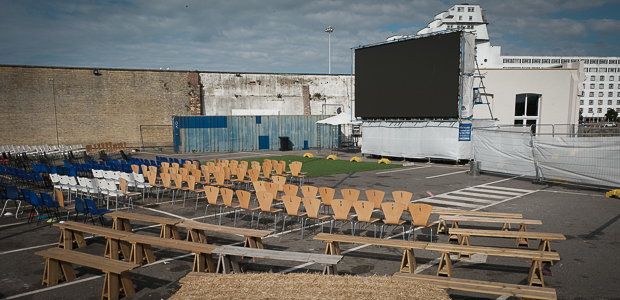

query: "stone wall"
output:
0 65 198 148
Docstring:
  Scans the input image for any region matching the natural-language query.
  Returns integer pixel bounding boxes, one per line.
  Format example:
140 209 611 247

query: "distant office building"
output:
398 3 620 122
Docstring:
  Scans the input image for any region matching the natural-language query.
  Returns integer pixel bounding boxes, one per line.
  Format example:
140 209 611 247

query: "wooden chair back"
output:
204 186 220 205
119 178 129 194
289 163 302 176
211 166 221 173
148 166 158 174
223 167 231 180
220 159 229 168
273 162 284 175
318 187 335 206
282 184 299 197
141 165 149 176
236 190 252 209
179 168 189 177
213 171 226 185
192 160 200 169
187 175 197 192
272 175 287 191
341 189 360 201
201 164 210 178
190 169 201 181
229 160 239 171
171 162 179 169
392 191 413 208
220 188 234 206
251 161 261 171
409 203 433 226
169 167 179 175
236 167 247 180
247 169 260 182
160 166 170 175
381 202 406 225
182 163 193 170
253 181 267 193
161 162 170 168
301 185 318 198
206 162 215 169
332 199 353 221
353 200 375 223
263 182 278 197
279 160 287 173
282 195 304 216
162 173 173 188
131 164 140 174
365 190 385 209
55 189 66 208
256 191 274 212
262 163 272 180
173 173 184 188
302 197 322 218
146 170 158 186
240 161 249 169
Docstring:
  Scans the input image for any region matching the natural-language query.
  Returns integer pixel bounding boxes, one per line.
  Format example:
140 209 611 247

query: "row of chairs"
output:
0 166 45 188
85 142 126 154
0 144 83 155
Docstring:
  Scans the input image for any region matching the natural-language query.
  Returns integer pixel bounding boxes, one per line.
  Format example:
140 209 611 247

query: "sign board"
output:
458 123 472 141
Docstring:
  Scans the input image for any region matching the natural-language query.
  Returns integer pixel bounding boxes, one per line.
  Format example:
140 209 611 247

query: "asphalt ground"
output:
0 149 619 300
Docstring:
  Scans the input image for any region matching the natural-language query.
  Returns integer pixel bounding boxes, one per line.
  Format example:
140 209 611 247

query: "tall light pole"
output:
49 78 60 146
325 26 333 74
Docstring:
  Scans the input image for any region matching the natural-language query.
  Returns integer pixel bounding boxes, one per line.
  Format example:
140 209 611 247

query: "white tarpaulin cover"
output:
459 33 476 119
316 113 362 125
460 75 475 118
534 135 620 187
362 120 474 160
473 127 537 176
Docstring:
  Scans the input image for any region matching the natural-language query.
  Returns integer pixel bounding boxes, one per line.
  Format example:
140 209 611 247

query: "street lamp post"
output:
325 26 333 74
49 78 60 146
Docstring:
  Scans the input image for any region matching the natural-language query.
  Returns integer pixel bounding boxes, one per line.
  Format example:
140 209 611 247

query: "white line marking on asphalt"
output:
432 194 497 203
455 191 509 200
418 199 483 208
375 166 431 175
425 170 468 179
478 185 533 193
466 187 523 196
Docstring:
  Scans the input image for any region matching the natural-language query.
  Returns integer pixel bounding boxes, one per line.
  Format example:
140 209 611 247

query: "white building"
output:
406 3 620 122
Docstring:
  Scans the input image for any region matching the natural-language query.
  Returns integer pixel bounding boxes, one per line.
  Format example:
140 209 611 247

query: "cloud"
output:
588 19 620 34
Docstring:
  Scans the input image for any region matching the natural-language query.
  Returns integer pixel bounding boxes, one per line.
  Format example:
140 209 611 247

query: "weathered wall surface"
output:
200 72 354 116
0 65 199 148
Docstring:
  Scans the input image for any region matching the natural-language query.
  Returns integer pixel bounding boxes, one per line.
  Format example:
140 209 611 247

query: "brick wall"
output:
0 65 196 148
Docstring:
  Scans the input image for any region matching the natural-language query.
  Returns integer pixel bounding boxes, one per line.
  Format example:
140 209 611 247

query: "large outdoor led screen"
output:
355 31 461 119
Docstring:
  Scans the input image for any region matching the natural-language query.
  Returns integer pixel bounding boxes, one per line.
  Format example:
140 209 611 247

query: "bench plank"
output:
178 220 271 250
54 221 132 259
448 229 565 240
439 216 541 225
108 211 182 240
393 272 557 300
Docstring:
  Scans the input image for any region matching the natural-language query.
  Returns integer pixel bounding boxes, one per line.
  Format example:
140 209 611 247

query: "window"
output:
551 59 560 63
611 76 615 81
590 68 598 72
571 59 578 62
597 108 602 113
617 108 620 113
522 59 531 63
589 100 594 105
532 59 541 63
469 16 473 21
591 59 598 64
599 84 604 89
582 59 589 64
588 108 593 113
610 92 614 97
599 92 604 97
600 60 608 64
590 92 595 97
590 84 595 89
503 58 521 63
610 68 617 72
468 7 475 12
580 108 583 113
580 100 584 105
608 100 613 105
591 76 596 81
459 16 463 20
458 7 464 12
610 60 617 64
618 92 620 97
561 59 570 63
542 59 550 63
514 93 540 126
610 84 614 89
600 68 607 72
618 100 620 105
598 100 603 105
600 76 605 81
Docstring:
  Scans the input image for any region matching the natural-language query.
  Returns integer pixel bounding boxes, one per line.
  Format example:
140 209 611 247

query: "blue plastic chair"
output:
84 198 111 227
2 185 22 219
40 192 60 225
73 197 94 224
28 191 46 225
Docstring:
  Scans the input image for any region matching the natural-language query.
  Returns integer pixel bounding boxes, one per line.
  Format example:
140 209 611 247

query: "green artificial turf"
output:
210 155 402 177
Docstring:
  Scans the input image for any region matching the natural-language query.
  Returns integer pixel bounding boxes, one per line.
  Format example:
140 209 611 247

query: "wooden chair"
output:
255 191 282 233
263 182 281 201
273 162 285 176
282 184 299 198
220 188 240 226
141 165 149 177
381 202 408 239
281 195 307 237
203 186 224 224
408 203 433 241
130 164 140 174
239 161 249 169
171 162 180 169
392 191 413 209
200 165 211 185
352 200 381 237
365 190 385 209
146 171 164 203
340 189 360 201
301 197 330 238
251 161 261 171
272 175 287 192
231 167 247 188
235 190 260 228
330 199 355 235
247 169 260 188
318 187 335 214
289 162 305 186
55 188 75 221
211 171 233 189
172 173 190 205
161 173 179 203
186 175 204 210
301 185 318 199
260 162 272 180
119 178 141 209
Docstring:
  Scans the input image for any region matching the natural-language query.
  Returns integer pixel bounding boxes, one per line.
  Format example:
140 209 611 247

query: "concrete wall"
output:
0 65 198 148
473 67 583 131
200 72 354 117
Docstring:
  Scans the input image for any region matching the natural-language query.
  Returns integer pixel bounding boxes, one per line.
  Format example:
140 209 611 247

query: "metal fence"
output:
473 124 620 188
173 115 337 153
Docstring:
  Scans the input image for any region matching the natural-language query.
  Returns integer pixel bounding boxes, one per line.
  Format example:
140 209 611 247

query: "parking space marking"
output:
425 170 468 179
466 187 522 196
433 194 496 203
375 166 431 175
455 191 509 200
420 199 483 208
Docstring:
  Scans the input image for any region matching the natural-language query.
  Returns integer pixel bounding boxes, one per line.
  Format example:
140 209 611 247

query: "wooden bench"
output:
439 215 542 245
34 248 140 300
178 272 221 284
54 221 132 260
212 245 343 275
313 233 428 273
448 228 565 262
108 211 181 240
433 208 523 232
120 234 218 272
393 272 557 300
177 220 272 249
425 243 560 287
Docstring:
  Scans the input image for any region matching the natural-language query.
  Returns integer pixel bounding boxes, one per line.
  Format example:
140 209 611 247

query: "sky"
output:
1 0 620 74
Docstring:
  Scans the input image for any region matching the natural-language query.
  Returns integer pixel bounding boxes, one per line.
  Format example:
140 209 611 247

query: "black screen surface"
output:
355 31 461 119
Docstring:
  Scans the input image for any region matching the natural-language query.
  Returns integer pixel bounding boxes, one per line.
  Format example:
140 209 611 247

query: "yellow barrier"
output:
327 155 338 160
303 153 314 158
378 158 391 164
350 157 362 162
606 190 620 198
